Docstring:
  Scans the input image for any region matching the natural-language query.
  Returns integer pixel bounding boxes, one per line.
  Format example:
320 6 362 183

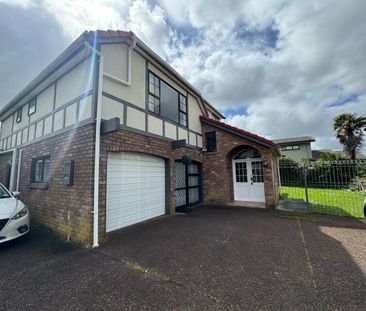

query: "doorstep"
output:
227 201 266 209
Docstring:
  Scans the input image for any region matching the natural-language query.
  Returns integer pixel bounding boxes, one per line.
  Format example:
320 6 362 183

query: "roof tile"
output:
200 115 277 148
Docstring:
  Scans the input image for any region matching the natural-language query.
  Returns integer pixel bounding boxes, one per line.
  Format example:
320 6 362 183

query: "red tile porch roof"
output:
200 115 278 149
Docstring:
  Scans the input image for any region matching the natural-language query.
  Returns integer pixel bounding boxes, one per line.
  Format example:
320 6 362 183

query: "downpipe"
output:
84 41 103 248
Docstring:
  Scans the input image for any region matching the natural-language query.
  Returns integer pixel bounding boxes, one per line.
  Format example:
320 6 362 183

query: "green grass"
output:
280 186 365 219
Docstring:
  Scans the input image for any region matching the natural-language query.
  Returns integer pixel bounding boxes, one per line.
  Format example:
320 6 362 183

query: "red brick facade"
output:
202 124 279 208
12 125 95 244
0 122 279 246
99 129 204 242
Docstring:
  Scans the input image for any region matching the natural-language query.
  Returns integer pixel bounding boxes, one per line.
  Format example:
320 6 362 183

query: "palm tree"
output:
333 113 366 160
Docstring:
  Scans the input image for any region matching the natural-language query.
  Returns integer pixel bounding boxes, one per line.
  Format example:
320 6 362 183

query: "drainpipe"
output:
84 41 103 248
16 149 23 191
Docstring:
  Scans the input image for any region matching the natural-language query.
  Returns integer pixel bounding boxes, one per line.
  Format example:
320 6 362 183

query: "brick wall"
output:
0 122 280 246
16 125 95 245
99 129 203 242
202 124 279 208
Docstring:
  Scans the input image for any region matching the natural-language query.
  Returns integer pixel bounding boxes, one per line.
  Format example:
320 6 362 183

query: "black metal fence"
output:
278 160 366 218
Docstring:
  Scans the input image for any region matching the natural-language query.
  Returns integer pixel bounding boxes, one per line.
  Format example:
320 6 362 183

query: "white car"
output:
0 183 30 243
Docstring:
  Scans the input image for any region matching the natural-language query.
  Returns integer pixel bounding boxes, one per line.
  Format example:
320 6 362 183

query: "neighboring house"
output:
311 149 366 160
0 30 280 246
273 136 315 163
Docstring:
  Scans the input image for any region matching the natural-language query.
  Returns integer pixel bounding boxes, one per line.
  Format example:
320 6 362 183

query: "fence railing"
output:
279 160 366 218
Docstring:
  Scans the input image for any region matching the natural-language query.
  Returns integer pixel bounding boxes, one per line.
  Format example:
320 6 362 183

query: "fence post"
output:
303 164 310 212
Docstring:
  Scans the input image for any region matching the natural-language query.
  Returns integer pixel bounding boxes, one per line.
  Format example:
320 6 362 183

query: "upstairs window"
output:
205 131 217 152
31 156 51 183
148 72 160 114
16 107 22 123
148 71 188 127
281 145 300 151
28 98 37 116
179 95 187 126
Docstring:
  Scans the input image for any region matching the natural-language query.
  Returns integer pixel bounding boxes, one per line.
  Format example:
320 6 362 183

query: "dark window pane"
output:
179 112 187 126
154 86 159 97
205 131 216 152
160 81 179 123
34 160 42 182
16 108 22 123
234 148 261 159
28 98 36 116
149 82 155 94
179 95 187 112
43 159 51 182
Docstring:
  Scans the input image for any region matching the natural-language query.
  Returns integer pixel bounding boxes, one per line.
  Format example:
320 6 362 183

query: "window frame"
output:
147 70 188 127
205 131 217 152
31 156 51 183
16 107 22 123
178 94 188 127
28 98 37 116
148 71 161 114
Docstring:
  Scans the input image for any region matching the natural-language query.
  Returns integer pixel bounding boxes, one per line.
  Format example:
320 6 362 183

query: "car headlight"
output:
11 206 28 220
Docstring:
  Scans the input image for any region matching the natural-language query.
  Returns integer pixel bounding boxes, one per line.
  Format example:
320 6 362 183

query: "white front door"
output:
233 159 265 202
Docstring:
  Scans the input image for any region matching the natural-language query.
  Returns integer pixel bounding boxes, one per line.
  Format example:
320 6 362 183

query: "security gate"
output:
175 161 202 211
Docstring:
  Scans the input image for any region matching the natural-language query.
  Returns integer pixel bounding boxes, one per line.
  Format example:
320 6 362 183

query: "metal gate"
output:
175 161 202 211
278 160 366 218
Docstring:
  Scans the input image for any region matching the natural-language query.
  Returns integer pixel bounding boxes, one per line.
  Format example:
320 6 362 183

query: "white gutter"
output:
84 42 103 248
103 40 136 86
0 148 16 192
16 149 23 191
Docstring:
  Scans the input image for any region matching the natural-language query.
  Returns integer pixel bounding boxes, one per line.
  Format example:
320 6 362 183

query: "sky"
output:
0 0 365 152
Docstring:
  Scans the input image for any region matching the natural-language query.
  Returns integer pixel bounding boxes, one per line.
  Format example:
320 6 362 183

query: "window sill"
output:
29 182 49 190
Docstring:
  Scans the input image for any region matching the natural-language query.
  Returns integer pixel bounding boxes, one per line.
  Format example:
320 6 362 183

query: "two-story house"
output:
274 136 315 163
0 30 279 246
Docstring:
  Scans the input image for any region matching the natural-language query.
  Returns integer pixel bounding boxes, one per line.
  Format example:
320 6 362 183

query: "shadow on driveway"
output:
101 206 366 310
0 206 365 310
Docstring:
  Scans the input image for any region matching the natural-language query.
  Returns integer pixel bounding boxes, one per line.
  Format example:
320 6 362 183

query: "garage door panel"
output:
106 152 166 232
106 193 165 207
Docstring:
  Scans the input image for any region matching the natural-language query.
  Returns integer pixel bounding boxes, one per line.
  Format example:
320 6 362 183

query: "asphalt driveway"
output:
1 206 365 310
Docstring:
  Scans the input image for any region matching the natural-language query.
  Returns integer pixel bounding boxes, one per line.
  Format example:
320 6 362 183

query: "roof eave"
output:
0 32 87 118
200 117 278 150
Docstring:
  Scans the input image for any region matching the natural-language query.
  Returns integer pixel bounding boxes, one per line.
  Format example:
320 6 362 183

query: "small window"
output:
16 108 22 123
292 145 300 150
285 146 292 150
205 131 216 152
31 156 51 183
179 94 187 126
28 98 37 116
280 147 286 151
148 72 160 114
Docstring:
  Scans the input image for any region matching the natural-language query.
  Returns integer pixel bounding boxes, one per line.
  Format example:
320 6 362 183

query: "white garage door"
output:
106 152 166 232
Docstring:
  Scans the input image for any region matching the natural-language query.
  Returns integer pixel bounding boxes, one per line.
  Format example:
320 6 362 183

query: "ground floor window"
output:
31 156 51 183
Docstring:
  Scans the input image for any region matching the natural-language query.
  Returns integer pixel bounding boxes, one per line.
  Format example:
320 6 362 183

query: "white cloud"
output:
1 0 366 152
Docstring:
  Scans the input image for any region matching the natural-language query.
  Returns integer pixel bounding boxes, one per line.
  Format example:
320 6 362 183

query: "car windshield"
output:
0 185 11 199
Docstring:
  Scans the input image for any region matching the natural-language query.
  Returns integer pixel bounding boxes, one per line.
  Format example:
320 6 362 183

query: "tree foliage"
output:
333 113 366 160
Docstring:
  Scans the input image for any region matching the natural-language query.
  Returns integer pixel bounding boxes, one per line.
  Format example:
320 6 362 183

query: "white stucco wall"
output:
101 95 124 122
55 57 93 108
102 46 146 109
